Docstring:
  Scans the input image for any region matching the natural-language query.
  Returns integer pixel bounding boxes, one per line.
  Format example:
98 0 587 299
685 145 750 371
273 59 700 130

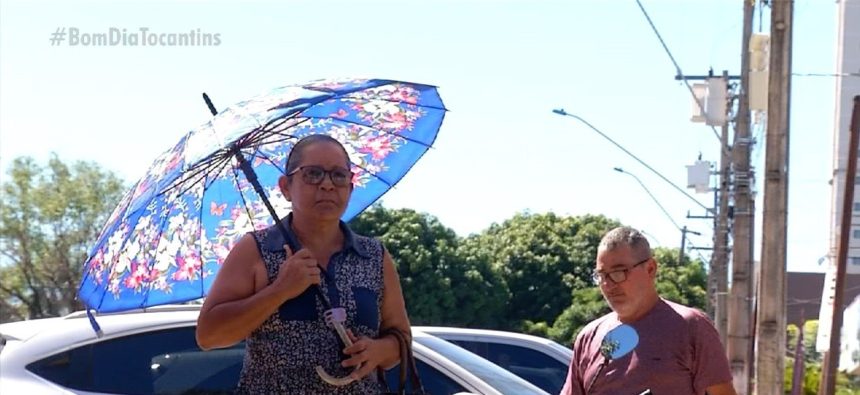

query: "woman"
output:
196 134 411 394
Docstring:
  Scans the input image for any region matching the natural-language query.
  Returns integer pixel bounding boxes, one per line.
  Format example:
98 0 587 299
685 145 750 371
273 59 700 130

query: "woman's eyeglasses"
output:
287 166 353 187
592 257 650 285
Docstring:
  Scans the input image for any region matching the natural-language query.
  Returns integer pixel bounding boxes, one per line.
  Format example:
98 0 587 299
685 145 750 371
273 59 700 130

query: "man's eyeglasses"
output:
287 165 353 187
592 257 651 285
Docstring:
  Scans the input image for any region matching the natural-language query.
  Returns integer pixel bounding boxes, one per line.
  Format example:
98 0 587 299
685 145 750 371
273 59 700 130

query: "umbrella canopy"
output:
78 78 446 313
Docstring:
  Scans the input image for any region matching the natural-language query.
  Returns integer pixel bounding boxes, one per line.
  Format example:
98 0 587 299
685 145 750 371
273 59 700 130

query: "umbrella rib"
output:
351 161 394 188
196 171 209 300
231 164 266 233
246 151 288 177
160 154 233 198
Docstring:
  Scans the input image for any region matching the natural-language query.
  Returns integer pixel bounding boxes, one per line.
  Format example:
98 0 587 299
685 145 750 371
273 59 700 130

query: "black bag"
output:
377 328 428 395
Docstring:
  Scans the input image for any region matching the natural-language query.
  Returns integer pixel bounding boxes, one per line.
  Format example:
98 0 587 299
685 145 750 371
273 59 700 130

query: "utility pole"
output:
756 1 793 394
819 96 860 395
678 225 703 265
727 1 756 394
677 70 735 344
714 70 732 348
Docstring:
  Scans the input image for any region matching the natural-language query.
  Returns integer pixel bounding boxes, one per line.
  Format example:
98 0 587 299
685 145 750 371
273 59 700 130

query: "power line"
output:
633 0 725 148
792 72 860 78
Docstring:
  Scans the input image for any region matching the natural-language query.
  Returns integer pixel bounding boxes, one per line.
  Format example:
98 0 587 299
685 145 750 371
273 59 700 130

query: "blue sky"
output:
0 0 837 273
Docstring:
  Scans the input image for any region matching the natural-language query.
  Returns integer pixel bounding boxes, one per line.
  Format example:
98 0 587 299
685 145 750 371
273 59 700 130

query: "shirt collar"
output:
262 213 370 258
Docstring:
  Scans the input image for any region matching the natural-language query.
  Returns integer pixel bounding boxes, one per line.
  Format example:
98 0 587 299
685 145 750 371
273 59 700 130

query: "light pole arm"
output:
614 167 682 232
553 109 712 213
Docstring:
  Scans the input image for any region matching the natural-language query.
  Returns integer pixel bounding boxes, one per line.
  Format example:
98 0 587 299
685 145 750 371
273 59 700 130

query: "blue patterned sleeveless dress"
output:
235 215 386 394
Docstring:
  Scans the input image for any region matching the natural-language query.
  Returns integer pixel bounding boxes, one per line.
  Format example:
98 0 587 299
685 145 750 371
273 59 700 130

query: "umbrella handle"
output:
316 308 362 386
316 365 359 386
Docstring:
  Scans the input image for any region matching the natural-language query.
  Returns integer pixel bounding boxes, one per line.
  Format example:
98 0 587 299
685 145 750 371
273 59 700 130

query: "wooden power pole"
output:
819 97 860 395
756 0 793 394
715 70 731 348
727 1 756 394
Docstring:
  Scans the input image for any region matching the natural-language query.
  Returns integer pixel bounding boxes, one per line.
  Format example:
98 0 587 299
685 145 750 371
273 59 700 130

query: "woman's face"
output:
280 141 353 222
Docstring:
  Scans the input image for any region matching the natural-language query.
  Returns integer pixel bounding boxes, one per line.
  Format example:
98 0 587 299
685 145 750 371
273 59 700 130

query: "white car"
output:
417 326 573 394
0 306 547 395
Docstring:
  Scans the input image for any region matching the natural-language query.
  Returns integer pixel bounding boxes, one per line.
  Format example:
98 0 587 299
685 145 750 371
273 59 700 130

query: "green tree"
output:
348 205 507 327
784 320 860 394
652 247 707 310
545 287 609 344
473 212 620 330
0 155 125 321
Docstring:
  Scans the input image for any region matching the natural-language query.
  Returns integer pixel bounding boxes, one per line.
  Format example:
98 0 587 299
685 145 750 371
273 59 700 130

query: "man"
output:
561 226 736 395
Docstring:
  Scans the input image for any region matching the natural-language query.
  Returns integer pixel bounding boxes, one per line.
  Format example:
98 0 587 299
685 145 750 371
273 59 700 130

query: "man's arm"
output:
559 335 587 395
706 381 738 395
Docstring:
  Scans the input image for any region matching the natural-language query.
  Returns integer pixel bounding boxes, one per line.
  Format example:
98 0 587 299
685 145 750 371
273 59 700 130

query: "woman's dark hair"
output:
285 134 351 176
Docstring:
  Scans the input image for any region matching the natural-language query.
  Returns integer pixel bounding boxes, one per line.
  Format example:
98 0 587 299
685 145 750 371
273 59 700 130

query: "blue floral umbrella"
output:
78 78 446 313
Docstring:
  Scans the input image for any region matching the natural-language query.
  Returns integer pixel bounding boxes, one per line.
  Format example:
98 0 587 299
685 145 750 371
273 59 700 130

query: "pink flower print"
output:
163 151 183 174
391 87 418 104
125 262 153 290
213 243 231 264
332 108 349 118
360 136 393 161
378 111 410 132
173 255 201 281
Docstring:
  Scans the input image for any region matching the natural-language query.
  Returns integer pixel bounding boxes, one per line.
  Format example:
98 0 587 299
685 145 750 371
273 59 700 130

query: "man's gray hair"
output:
599 226 652 257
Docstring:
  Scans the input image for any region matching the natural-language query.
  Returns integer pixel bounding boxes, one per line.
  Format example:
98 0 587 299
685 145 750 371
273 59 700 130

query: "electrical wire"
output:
634 0 727 154
793 72 860 78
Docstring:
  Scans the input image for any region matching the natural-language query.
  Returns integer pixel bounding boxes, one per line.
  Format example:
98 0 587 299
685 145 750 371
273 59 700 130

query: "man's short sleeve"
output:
560 332 588 395
690 313 734 393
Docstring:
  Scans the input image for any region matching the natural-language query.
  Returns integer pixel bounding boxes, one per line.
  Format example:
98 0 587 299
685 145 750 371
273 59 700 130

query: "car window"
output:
415 336 547 394
382 358 467 395
448 340 569 394
25 325 470 395
27 326 244 394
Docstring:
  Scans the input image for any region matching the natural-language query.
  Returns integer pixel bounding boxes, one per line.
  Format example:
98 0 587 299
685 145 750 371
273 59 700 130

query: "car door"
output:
445 338 570 394
24 324 485 395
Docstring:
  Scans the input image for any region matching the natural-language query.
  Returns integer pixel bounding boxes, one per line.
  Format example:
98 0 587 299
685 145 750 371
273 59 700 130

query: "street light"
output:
552 108 712 214
613 166 701 264
614 167 681 230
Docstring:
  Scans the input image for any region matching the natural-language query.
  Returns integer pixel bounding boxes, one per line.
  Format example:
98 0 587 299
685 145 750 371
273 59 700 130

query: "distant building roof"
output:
787 272 860 326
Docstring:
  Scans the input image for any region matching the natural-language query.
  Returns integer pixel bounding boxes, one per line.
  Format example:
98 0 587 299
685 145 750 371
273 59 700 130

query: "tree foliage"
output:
0 155 125 320
784 320 860 395
348 205 508 327
652 247 707 310
471 212 620 330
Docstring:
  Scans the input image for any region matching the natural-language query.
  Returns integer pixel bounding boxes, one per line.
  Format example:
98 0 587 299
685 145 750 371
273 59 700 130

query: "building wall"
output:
831 0 860 274
839 295 860 374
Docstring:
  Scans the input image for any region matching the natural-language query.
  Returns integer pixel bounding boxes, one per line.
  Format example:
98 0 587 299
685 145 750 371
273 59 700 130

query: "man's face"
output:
594 245 655 322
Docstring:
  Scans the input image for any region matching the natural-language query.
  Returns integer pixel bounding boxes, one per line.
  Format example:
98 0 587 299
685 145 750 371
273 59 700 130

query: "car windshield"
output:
414 335 548 395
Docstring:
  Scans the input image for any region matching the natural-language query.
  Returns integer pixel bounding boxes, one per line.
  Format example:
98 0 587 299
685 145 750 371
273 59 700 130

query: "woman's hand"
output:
341 331 398 380
272 244 321 299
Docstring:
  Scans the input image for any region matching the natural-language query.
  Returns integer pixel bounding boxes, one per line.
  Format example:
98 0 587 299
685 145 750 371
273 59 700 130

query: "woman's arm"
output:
376 248 412 366
196 233 320 349
342 248 411 376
